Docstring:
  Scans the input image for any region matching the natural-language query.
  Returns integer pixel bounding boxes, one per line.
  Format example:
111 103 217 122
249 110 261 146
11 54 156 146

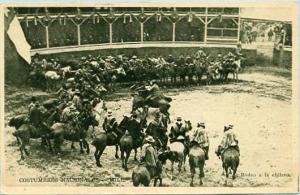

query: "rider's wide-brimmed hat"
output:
197 122 205 128
155 112 161 118
132 55 137 59
177 135 185 141
228 124 234 129
176 116 182 121
107 110 113 116
131 111 138 117
145 135 155 143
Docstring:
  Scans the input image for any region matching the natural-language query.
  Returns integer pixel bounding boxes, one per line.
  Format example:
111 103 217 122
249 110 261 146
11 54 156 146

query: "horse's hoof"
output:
134 158 138 161
80 150 84 154
115 155 119 159
86 150 90 154
96 163 102 167
200 181 203 186
125 167 128 172
190 182 194 187
159 183 163 187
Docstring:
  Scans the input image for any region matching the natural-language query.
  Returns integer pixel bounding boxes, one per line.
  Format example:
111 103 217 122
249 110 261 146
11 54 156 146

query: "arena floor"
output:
4 67 295 187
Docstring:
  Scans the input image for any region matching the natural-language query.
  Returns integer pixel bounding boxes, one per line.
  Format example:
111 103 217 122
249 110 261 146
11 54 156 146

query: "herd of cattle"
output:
28 49 243 92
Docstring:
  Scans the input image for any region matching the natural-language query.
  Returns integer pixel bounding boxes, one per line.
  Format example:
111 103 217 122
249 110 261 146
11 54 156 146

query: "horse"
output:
50 113 98 154
166 63 177 86
132 94 172 117
8 114 28 145
132 155 164 186
188 142 206 186
119 111 147 171
44 71 61 92
12 123 52 160
159 139 186 180
220 146 240 182
219 58 240 83
91 116 130 167
194 59 207 84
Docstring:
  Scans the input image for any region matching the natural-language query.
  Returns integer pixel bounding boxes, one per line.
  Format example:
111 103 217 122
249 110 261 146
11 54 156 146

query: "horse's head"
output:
157 149 170 165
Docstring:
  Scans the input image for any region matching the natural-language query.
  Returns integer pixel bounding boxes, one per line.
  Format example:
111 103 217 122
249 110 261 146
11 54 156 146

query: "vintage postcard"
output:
1 1 299 194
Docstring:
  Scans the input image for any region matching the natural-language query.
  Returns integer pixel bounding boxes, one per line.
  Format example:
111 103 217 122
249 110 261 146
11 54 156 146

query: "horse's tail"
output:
132 171 140 187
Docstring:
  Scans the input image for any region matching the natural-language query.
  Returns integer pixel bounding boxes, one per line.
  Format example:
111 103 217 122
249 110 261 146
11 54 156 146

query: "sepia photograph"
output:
1 2 299 194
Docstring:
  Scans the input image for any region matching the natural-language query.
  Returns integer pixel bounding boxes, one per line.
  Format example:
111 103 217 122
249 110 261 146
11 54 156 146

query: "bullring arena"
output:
3 5 297 189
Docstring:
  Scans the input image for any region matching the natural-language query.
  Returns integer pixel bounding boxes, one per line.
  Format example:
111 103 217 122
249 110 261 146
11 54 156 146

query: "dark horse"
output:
119 114 147 171
188 141 206 186
91 116 130 167
132 154 164 186
132 94 172 118
220 146 240 183
50 113 98 154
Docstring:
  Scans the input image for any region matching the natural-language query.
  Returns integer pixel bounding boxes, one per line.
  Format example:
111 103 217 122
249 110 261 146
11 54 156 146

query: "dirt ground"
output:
3 67 296 187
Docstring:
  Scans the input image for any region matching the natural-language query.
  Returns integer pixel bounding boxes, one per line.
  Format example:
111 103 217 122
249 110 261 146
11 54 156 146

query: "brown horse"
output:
132 94 172 117
188 142 206 186
132 156 164 186
50 114 98 154
12 123 51 160
221 146 240 182
91 116 130 167
119 114 146 171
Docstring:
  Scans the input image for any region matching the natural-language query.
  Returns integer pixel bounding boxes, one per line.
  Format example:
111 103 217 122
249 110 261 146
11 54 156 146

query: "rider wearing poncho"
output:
146 112 165 148
191 122 210 160
102 110 118 138
127 112 143 147
216 125 240 157
140 135 159 178
169 116 186 141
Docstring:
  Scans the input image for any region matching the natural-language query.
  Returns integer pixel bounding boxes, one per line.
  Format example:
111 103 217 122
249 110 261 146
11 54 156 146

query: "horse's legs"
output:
124 149 131 172
115 145 119 159
121 149 125 169
134 148 138 161
171 161 174 180
225 165 229 178
159 178 162 186
94 148 100 167
95 146 105 167
199 163 204 186
79 139 84 154
46 137 53 152
190 167 195 187
83 139 90 154
71 142 76 150
154 178 158 187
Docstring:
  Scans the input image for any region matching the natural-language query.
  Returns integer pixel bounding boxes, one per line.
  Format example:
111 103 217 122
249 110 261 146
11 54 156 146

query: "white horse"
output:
44 71 60 92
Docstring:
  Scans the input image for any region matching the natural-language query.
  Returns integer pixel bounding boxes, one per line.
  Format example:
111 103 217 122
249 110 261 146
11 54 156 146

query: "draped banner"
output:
7 16 31 64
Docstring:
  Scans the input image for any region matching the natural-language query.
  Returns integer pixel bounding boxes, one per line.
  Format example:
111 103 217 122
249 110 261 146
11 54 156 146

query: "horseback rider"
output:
102 110 118 138
216 125 240 157
28 100 49 138
169 116 186 142
191 122 210 160
140 135 159 178
146 112 165 149
72 89 82 111
128 111 143 147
